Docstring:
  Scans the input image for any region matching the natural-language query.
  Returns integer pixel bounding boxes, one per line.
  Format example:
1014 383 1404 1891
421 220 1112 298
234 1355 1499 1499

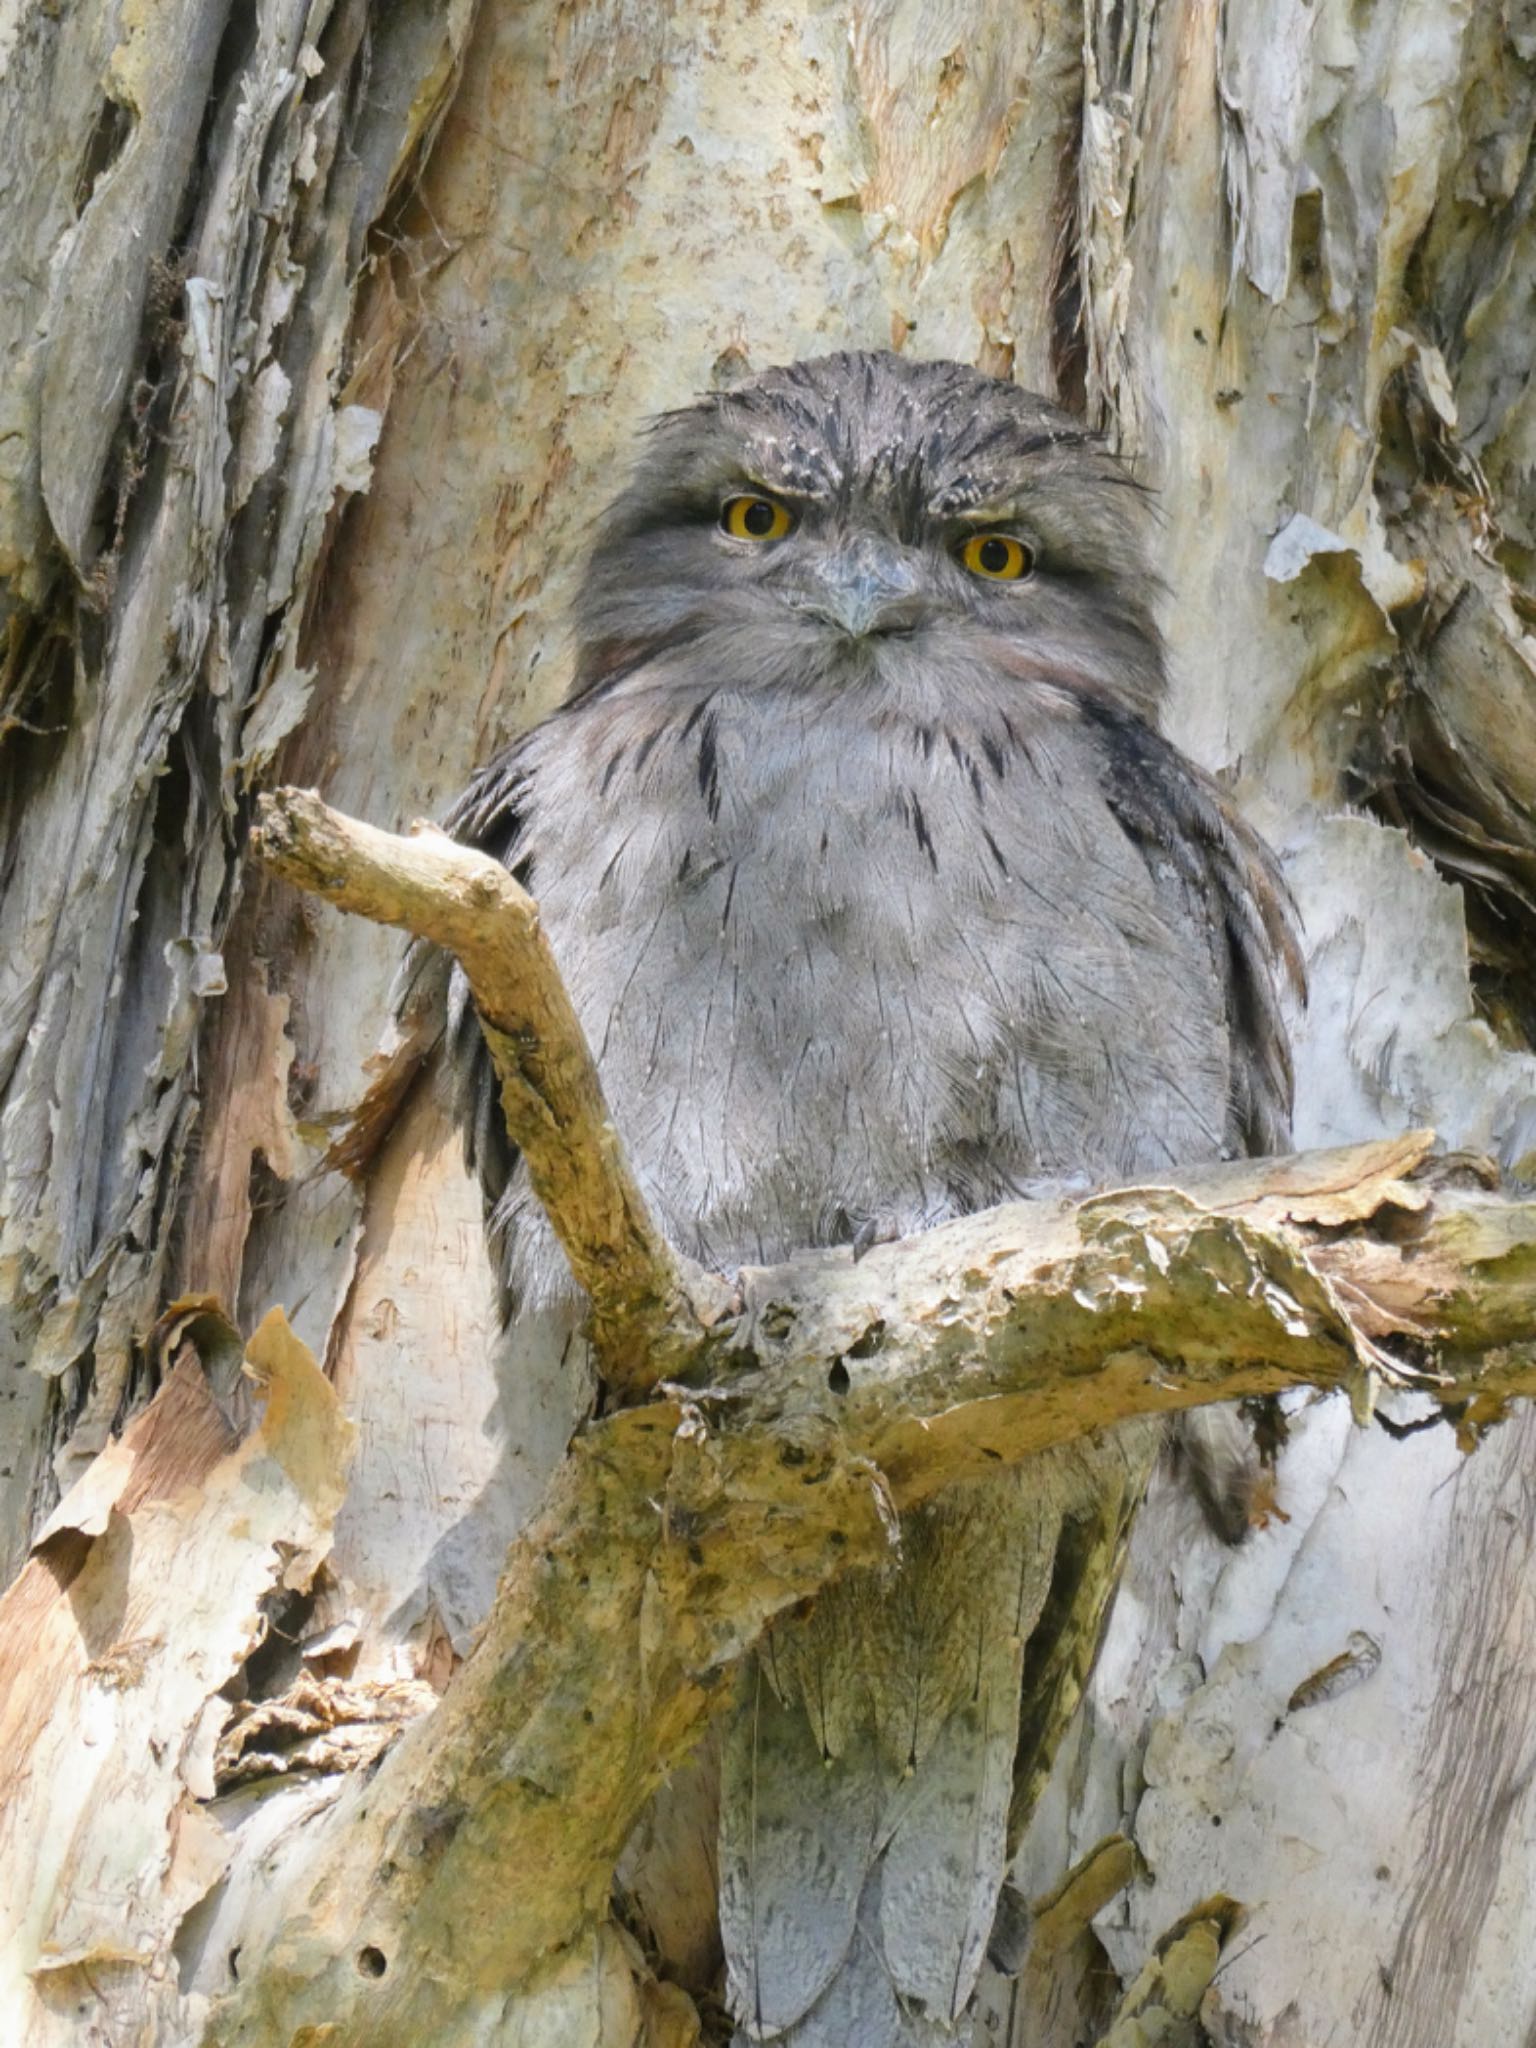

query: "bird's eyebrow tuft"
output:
752 472 837 505
705 465 833 513
927 473 1002 517
741 436 843 501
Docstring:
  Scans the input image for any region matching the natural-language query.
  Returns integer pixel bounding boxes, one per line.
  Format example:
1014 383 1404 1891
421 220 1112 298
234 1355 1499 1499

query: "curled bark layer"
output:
1092 1895 1246 2046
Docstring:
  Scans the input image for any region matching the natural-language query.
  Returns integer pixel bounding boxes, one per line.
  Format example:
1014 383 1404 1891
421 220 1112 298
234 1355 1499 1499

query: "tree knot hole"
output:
845 1318 885 1359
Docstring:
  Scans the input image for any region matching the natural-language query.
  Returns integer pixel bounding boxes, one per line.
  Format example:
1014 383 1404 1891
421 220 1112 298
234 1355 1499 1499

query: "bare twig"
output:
252 787 733 1395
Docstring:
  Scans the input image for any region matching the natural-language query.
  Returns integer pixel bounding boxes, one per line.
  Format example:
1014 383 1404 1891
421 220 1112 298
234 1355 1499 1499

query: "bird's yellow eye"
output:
958 533 1034 581
722 494 795 542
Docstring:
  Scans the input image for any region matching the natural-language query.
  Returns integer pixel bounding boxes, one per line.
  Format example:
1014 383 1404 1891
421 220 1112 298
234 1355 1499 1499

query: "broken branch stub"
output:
250 785 732 1395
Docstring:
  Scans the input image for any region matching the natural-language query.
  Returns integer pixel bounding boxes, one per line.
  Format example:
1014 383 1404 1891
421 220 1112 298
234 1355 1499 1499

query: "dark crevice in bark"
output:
72 96 135 216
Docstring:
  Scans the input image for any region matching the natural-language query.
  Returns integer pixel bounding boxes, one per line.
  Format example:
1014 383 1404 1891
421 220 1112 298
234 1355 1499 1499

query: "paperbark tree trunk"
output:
2 2 1534 2045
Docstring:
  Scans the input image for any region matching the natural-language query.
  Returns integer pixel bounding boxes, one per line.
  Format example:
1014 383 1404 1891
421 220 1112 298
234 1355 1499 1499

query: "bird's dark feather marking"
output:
680 694 715 739
698 709 721 821
1012 428 1092 456
981 826 1010 877
908 791 938 871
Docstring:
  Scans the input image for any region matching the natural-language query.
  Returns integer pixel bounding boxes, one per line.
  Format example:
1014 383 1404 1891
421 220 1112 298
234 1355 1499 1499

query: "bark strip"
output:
1092 1895 1246 2046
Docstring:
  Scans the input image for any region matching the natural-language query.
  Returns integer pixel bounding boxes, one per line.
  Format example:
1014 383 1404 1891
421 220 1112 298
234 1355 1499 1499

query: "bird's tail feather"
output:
718 1439 1156 2042
1172 1403 1260 1546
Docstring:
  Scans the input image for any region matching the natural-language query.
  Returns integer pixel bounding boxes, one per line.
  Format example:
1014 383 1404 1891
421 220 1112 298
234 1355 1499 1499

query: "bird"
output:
418 351 1300 2043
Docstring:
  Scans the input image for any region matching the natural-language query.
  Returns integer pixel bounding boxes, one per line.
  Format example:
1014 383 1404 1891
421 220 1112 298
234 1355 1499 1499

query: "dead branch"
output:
251 787 733 1395
211 791 1536 2048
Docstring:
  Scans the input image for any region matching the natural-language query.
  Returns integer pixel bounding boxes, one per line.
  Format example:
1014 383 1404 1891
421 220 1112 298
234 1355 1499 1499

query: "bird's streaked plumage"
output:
426 352 1299 2042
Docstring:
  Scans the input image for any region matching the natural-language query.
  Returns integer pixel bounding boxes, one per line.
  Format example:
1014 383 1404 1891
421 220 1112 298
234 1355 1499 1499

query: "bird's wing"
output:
1082 698 1304 1538
1081 694 1304 1157
718 1438 1160 2043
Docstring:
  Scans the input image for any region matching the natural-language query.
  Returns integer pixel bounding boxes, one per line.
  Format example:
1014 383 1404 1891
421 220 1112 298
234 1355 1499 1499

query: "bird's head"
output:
572 351 1166 726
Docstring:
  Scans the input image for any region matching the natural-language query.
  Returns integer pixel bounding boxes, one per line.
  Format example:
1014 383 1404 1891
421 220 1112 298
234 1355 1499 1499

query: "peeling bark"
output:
0 0 480 1566
0 1309 352 2046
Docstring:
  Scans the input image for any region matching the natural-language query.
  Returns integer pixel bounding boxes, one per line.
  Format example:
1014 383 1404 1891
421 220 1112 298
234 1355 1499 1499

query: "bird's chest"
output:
528 692 1096 1078
512 687 1228 1262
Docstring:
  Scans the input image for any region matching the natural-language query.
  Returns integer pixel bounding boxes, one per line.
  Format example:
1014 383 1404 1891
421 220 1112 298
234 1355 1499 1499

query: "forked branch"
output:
215 787 1536 2048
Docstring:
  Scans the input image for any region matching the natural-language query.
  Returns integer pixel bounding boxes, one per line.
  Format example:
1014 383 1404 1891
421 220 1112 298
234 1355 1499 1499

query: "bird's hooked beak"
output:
800 538 926 638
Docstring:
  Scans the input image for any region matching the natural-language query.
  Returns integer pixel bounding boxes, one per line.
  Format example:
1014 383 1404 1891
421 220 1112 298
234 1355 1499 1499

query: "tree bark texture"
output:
2 2 1535 2045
